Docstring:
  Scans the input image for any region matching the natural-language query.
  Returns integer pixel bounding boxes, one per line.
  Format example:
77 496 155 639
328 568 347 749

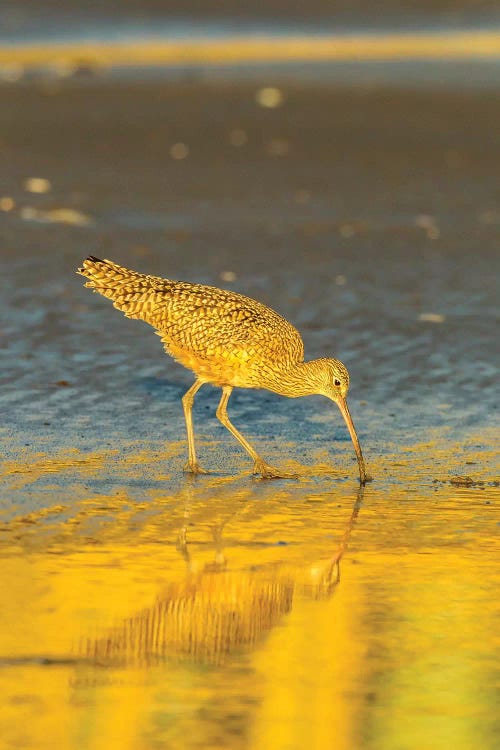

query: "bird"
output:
77 256 369 483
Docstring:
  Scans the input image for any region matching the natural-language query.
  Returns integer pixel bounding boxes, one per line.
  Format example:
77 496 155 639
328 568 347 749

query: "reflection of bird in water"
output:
78 256 368 482
80 489 363 666
82 573 294 666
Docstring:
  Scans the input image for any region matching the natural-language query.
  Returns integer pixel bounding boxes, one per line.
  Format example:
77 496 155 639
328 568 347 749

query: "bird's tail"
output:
77 256 167 321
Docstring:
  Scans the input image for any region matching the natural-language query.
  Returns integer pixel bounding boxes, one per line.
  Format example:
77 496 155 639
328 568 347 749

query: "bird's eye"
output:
334 378 341 387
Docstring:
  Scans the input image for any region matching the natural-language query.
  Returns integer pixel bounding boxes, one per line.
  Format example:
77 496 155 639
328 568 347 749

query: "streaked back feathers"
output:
78 256 305 389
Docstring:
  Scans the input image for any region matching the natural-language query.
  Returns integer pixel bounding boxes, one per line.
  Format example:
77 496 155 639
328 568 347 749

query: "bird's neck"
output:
265 360 323 398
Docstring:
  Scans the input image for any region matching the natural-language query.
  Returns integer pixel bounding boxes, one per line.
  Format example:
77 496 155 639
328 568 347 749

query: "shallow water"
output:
0 58 499 749
0 468 498 750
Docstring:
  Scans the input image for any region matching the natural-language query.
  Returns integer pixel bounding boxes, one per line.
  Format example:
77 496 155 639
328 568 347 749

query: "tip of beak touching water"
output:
328 395 373 485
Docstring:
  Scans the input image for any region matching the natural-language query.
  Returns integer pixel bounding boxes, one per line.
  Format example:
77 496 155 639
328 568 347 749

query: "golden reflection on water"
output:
0 444 498 750
80 490 357 668
2 30 500 70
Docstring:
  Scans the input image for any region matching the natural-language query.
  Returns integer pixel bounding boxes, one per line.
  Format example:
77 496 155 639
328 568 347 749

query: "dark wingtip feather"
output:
77 255 103 276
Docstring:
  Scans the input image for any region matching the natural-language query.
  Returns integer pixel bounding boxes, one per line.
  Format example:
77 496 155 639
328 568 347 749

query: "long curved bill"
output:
335 397 368 484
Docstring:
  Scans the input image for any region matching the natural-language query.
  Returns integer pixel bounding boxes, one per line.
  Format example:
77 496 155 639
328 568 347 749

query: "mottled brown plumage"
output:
78 256 368 482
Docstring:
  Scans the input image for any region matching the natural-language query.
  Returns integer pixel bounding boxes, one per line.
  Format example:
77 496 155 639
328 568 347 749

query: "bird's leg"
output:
216 386 296 479
182 379 209 474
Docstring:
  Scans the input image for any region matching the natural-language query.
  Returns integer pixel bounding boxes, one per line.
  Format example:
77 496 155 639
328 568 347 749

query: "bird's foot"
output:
360 473 374 485
183 461 209 476
253 460 297 480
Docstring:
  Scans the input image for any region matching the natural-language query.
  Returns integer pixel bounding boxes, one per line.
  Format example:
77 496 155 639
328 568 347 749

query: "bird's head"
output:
307 358 368 485
311 358 350 401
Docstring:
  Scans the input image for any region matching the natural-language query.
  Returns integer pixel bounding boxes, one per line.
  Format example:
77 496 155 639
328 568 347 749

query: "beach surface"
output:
0 45 499 750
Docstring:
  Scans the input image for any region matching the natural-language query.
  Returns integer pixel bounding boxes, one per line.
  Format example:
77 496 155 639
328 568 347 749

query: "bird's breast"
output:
162 339 259 387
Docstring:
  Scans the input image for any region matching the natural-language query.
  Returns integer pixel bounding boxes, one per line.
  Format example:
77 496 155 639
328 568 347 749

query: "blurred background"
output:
2 0 500 27
0 3 499 750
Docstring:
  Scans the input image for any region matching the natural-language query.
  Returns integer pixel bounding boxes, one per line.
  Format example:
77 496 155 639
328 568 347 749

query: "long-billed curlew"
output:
78 257 369 483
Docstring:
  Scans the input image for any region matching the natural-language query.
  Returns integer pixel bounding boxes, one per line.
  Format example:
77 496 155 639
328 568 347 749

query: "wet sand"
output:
1 79 498 484
0 75 499 749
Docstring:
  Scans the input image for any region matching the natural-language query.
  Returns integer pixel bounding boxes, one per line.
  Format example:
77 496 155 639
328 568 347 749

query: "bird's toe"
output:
183 461 210 476
253 461 297 480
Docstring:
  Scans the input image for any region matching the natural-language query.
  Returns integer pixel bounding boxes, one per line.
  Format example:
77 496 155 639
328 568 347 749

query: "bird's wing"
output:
152 287 304 370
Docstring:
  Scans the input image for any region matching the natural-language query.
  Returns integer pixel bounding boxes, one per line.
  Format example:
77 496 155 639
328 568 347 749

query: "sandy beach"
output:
1 77 498 476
